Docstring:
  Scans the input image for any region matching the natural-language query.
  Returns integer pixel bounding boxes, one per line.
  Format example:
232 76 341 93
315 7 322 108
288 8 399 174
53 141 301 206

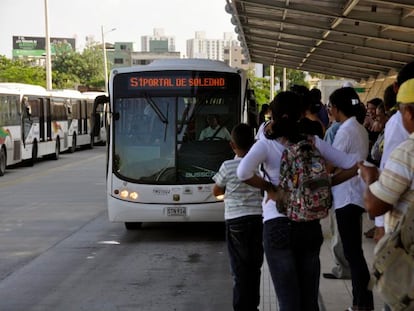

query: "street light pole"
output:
101 26 116 93
44 0 52 90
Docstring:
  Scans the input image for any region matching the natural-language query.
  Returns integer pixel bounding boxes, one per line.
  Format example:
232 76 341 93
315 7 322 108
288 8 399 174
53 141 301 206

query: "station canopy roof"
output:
226 0 414 82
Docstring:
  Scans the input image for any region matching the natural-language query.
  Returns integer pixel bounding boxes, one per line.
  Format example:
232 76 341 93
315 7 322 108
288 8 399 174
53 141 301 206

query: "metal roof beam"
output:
368 0 414 9
244 24 414 57
236 0 414 30
253 44 393 72
247 37 401 69
239 12 414 45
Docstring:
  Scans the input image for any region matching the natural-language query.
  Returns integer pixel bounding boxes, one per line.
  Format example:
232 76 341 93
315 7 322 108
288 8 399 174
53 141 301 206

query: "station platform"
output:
259 215 385 311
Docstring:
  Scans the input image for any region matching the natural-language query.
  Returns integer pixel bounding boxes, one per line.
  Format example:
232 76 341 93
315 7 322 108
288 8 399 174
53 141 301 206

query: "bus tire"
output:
69 134 76 153
52 139 60 160
28 141 38 166
0 147 6 176
125 222 142 230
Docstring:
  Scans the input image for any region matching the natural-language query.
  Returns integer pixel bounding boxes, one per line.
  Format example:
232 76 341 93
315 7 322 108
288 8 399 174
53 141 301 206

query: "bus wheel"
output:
52 139 60 160
69 134 76 153
0 148 6 176
125 222 142 230
28 141 38 166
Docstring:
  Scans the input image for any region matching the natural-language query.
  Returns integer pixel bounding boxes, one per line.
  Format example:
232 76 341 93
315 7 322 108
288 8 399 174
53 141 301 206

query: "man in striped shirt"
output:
359 78 414 233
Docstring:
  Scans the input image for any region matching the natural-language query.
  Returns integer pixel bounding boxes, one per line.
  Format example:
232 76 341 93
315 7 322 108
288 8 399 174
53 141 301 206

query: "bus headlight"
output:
120 189 129 199
129 192 138 200
116 189 139 201
215 194 225 201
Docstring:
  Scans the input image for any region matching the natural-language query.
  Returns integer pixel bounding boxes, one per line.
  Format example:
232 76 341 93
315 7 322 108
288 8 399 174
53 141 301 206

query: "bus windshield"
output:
112 70 241 185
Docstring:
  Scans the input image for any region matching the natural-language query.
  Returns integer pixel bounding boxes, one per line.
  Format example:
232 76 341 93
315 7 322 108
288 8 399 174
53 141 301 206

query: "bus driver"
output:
199 114 231 141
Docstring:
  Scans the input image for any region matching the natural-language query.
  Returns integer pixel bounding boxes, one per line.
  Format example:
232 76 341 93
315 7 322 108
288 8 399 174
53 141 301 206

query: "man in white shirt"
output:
199 114 231 141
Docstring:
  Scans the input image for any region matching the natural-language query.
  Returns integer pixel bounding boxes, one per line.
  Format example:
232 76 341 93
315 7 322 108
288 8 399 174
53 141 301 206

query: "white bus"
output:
50 90 107 152
104 59 256 229
82 91 108 146
0 83 69 175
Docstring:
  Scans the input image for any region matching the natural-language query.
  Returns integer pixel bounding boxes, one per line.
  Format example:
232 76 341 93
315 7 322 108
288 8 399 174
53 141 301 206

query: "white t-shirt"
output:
237 136 358 222
331 117 369 210
380 111 409 170
199 126 231 141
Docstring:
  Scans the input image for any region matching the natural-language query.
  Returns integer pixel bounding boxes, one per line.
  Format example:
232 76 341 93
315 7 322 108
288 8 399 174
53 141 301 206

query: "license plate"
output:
166 207 186 216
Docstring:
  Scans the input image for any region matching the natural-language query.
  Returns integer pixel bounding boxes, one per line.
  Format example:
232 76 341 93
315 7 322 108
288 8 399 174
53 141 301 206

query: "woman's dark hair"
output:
290 84 310 113
231 123 254 150
383 83 397 112
354 103 367 124
367 97 383 108
267 91 302 142
377 103 386 115
329 87 361 117
309 88 322 114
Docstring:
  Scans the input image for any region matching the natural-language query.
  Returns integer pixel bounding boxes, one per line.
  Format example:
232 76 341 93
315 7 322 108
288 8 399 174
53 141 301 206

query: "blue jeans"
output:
263 217 323 311
226 215 264 311
335 205 374 310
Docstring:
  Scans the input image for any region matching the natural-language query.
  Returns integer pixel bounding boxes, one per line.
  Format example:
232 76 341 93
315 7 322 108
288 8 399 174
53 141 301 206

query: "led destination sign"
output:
128 77 226 89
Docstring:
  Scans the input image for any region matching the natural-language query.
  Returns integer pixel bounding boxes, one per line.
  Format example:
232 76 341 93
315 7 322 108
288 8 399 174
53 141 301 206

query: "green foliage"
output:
0 43 106 90
249 76 271 105
52 45 105 90
0 55 46 86
248 67 309 110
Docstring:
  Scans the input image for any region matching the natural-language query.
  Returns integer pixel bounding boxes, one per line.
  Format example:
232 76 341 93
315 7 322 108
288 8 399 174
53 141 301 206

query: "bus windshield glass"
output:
112 70 241 184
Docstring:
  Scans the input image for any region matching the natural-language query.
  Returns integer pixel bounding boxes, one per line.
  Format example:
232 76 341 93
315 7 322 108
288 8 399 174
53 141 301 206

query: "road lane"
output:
0 147 232 311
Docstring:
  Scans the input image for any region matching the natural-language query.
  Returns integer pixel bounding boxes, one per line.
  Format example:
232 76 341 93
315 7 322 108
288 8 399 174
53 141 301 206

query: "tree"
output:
247 66 309 109
52 43 105 90
0 56 46 86
249 76 271 105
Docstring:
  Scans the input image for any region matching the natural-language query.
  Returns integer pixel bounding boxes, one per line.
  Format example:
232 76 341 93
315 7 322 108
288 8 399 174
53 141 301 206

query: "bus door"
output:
21 96 33 147
82 99 88 134
74 100 81 135
93 95 109 139
46 99 52 141
38 97 46 142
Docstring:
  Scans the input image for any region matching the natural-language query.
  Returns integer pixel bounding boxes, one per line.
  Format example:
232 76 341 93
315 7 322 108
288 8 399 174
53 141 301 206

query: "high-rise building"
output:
141 28 176 52
186 31 243 64
223 45 249 70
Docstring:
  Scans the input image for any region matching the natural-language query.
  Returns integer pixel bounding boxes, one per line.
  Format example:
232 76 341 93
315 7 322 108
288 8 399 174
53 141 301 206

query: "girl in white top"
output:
237 91 358 311
328 87 373 311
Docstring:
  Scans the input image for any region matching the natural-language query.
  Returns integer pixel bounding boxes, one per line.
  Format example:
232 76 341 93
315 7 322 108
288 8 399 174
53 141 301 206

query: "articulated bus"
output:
0 83 69 175
50 90 107 153
103 59 256 229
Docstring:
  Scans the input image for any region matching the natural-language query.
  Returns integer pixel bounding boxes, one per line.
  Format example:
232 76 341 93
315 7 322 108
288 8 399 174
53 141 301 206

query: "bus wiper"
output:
144 94 168 124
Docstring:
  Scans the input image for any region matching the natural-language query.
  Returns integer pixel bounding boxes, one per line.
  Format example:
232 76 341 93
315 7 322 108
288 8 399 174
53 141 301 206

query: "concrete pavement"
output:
259 215 384 311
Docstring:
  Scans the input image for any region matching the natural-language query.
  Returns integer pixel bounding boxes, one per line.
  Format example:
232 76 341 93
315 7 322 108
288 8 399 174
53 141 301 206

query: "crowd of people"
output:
212 61 414 311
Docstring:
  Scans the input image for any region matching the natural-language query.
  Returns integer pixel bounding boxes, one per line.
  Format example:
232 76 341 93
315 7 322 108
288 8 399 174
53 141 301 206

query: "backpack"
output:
277 138 332 222
370 206 414 311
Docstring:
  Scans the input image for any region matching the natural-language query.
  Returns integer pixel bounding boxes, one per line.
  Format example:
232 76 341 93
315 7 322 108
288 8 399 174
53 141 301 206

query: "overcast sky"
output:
0 0 237 57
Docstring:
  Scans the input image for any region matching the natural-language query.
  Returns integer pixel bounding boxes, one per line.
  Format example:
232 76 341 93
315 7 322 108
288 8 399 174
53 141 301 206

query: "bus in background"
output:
0 83 68 175
51 90 108 152
104 59 256 229
83 91 108 146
